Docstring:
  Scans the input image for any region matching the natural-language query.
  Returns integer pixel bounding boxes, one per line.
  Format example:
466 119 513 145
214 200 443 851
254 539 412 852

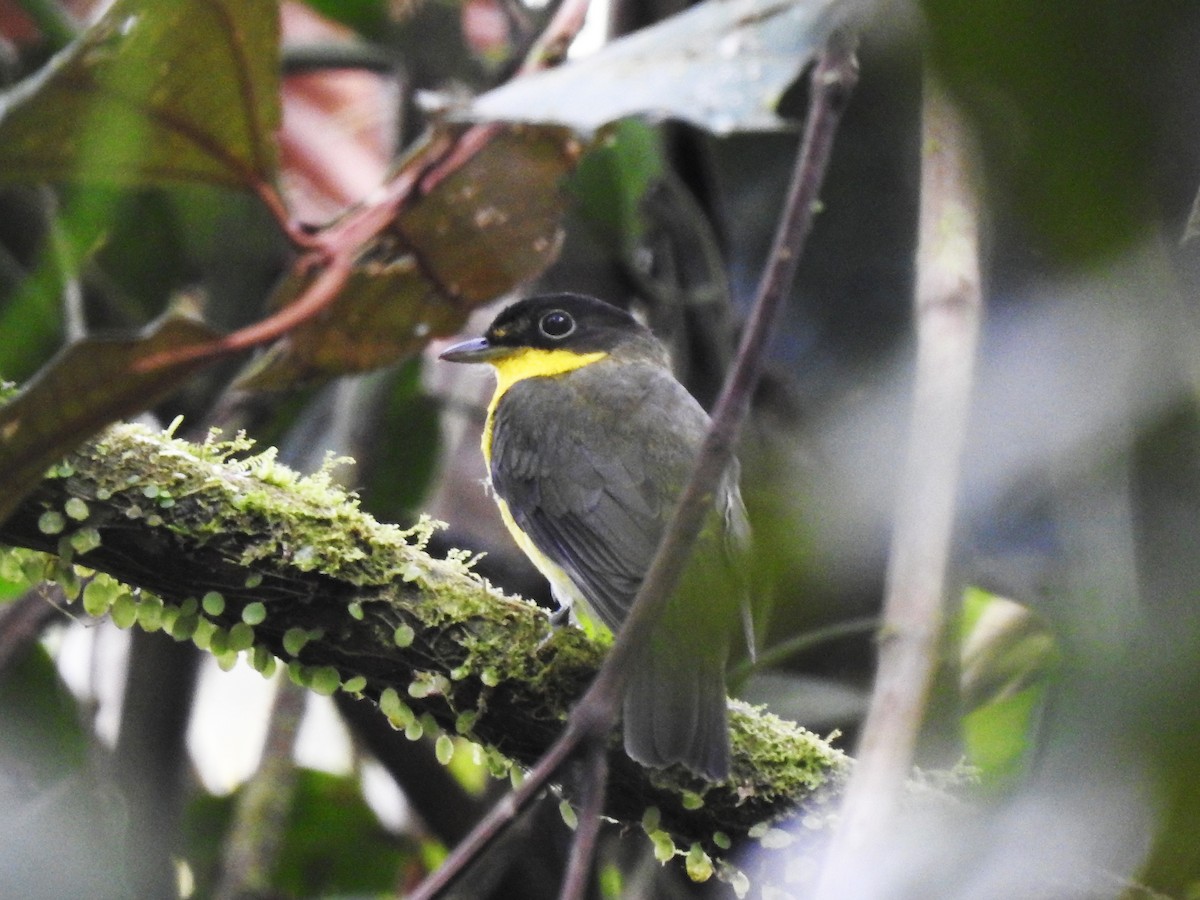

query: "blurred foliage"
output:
456 0 846 133
185 768 410 897
958 587 1059 791
921 0 1194 263
0 639 89 781
0 0 280 192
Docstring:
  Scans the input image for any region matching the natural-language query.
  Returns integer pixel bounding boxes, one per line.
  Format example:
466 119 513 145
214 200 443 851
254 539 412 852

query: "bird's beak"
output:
438 336 507 363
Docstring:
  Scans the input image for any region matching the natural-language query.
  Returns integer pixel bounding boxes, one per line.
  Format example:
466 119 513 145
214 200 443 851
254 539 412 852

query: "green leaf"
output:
962 683 1047 790
959 586 1060 789
960 586 1059 712
298 0 389 35
455 0 849 135
0 313 221 525
0 0 280 193
568 120 665 248
272 769 405 896
921 0 1173 261
0 641 90 781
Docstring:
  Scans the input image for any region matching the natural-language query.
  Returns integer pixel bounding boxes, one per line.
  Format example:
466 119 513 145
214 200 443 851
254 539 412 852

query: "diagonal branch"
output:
407 26 862 899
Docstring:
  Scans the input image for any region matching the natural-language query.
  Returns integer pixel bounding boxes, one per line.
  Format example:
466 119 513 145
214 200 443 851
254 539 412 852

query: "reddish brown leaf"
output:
0 315 222 524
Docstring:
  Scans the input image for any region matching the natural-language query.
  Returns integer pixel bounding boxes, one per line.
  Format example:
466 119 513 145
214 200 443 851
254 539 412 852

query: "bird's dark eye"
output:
539 310 575 339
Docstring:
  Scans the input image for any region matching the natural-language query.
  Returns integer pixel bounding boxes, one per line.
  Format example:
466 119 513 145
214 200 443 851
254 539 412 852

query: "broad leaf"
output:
0 0 280 193
0 314 221 525
241 124 576 387
454 0 850 135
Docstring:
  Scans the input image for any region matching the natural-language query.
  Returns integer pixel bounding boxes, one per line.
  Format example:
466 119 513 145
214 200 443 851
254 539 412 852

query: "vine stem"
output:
406 28 860 900
812 70 984 897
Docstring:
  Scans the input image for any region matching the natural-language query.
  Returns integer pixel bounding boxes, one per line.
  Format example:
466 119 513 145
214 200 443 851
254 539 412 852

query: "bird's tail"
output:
621 633 730 781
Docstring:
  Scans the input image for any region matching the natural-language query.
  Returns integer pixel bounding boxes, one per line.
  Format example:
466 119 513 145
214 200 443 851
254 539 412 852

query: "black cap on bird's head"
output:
439 293 654 364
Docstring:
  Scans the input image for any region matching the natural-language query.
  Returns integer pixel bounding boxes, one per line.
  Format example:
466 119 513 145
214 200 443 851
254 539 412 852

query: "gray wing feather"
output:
489 359 746 778
490 360 704 630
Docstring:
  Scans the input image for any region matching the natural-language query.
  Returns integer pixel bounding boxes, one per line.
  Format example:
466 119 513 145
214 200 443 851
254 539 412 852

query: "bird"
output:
439 292 748 780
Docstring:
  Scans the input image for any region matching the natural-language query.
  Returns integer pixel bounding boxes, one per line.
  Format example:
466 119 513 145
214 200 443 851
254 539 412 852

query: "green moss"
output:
137 594 164 631
379 688 414 729
309 666 341 696
287 660 307 687
82 577 118 617
38 511 65 535
454 710 479 735
407 671 450 699
228 622 255 652
208 626 230 656
201 591 225 616
282 627 309 657
110 592 137 629
251 645 276 676
241 601 266 625
1 420 850 866
68 527 102 554
650 831 676 863
191 617 216 650
685 843 713 882
641 807 662 833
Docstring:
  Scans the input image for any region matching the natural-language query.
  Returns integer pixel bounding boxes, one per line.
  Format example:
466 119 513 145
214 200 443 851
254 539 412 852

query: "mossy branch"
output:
0 421 846 868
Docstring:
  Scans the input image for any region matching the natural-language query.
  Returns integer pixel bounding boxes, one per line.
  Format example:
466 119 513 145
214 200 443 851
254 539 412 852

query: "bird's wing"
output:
489 361 711 631
490 359 749 777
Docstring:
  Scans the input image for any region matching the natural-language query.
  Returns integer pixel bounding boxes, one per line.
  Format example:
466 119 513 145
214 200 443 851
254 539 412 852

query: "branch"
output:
813 71 984 896
0 422 845 866
409 27 862 898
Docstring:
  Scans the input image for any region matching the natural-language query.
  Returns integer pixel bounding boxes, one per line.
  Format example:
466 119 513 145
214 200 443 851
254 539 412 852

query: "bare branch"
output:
813 70 984 897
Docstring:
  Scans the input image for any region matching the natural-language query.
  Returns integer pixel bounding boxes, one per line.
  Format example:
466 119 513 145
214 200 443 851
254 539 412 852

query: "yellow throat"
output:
480 347 607 467
479 347 607 606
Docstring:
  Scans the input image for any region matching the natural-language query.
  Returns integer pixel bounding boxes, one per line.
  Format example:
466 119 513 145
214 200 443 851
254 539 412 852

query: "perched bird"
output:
440 293 748 779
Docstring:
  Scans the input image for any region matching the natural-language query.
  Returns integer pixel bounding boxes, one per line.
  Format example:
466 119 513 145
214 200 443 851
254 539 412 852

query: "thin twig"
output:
406 723 588 900
406 28 860 899
558 741 610 900
516 0 593 74
585 25 860 737
812 71 983 897
38 187 88 343
727 615 879 683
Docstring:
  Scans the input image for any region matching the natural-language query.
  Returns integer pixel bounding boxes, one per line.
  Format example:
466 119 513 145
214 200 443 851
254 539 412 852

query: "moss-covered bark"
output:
0 422 847 876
